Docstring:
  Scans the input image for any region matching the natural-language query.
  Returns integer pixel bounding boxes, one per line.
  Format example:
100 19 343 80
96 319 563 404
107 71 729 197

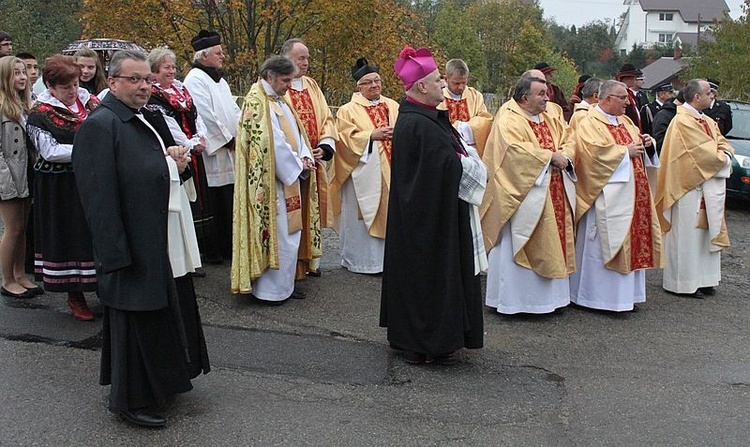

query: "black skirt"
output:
189 155 219 258
174 273 211 378
100 305 194 412
33 168 97 292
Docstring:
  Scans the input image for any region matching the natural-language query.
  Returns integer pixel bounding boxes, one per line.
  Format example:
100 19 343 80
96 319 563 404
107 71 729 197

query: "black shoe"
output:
192 268 207 278
118 409 166 428
23 285 44 295
429 352 459 366
698 287 716 296
664 289 699 298
1 287 35 299
306 269 322 277
290 290 306 300
403 351 427 364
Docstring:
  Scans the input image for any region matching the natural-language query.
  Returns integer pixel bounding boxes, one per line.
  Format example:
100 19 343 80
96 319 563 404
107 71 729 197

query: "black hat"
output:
707 78 720 90
533 62 555 74
352 57 378 81
652 83 674 94
578 74 592 84
616 63 640 80
191 30 221 52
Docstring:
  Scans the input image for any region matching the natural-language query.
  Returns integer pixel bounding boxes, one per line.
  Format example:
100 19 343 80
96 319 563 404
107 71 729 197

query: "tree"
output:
431 0 486 89
0 0 82 60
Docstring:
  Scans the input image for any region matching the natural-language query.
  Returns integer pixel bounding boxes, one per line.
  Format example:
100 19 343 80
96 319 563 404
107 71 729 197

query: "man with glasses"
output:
331 57 399 274
73 50 205 427
480 74 576 315
571 80 661 312
281 38 337 278
656 79 734 297
184 30 241 265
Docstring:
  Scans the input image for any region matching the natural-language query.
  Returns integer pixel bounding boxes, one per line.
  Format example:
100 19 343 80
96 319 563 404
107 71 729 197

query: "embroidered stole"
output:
445 98 470 123
529 120 568 258
268 100 303 234
605 124 655 269
364 102 393 163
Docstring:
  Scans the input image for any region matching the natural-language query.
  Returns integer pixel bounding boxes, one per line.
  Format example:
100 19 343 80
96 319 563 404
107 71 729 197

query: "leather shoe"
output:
306 269 322 277
290 290 306 300
118 409 166 428
24 285 44 296
68 296 94 321
698 287 716 296
1 287 34 299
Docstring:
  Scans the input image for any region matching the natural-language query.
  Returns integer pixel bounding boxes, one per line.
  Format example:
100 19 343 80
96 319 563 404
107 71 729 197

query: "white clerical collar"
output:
710 99 716 109
595 105 619 125
358 93 380 105
580 99 590 107
682 103 704 119
291 77 304 91
445 88 462 100
261 79 277 96
656 99 664 107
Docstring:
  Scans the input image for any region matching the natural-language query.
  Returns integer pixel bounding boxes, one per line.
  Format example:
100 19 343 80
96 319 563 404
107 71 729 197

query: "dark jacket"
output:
380 98 483 355
704 100 733 136
640 100 665 137
549 83 572 122
72 94 178 311
652 99 678 153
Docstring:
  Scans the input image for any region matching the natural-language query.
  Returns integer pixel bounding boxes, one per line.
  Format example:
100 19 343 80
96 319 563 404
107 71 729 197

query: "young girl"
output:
73 48 107 95
0 56 40 298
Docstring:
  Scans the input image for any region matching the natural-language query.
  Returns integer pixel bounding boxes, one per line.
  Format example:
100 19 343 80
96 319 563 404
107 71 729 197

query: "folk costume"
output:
437 85 493 156
231 79 321 301
655 104 733 294
480 99 576 315
571 106 662 311
285 75 337 276
27 88 98 292
381 47 486 359
147 80 219 260
331 60 399 274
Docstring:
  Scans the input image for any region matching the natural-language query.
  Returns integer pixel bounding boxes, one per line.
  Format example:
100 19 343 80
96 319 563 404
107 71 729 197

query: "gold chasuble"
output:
231 82 321 294
437 87 493 157
568 102 590 131
574 108 661 273
479 99 576 279
655 106 733 246
285 76 337 228
331 93 399 239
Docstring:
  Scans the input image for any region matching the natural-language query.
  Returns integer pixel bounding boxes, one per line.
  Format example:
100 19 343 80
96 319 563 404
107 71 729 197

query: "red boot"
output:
68 294 94 321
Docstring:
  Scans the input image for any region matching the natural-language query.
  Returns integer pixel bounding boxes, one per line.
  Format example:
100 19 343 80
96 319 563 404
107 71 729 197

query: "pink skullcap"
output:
393 46 438 91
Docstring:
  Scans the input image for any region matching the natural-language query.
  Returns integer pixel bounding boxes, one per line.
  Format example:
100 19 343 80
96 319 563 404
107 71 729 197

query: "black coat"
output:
72 94 178 311
704 100 733 136
379 99 483 355
652 99 678 153
639 100 664 137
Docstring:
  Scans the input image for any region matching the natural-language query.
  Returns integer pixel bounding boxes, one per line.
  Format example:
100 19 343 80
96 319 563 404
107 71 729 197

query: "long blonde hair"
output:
0 56 30 122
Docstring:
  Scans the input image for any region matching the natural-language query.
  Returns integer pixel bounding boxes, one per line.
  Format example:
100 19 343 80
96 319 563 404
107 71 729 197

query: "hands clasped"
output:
166 145 190 173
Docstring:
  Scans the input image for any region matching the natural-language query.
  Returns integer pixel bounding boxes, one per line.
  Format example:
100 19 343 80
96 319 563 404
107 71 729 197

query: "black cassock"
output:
379 98 483 356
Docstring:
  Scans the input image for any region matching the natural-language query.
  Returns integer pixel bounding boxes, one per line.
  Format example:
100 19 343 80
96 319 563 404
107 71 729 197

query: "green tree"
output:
432 0 486 89
0 0 82 60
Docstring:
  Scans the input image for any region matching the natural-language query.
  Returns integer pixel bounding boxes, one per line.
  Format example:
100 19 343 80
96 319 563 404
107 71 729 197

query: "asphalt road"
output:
1 200 749 446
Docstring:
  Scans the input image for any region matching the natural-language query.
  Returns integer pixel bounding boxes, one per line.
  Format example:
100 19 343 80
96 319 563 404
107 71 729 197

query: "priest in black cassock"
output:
380 46 487 365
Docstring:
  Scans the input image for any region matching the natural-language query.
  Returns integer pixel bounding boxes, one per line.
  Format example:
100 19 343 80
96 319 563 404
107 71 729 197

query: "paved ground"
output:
1 199 749 446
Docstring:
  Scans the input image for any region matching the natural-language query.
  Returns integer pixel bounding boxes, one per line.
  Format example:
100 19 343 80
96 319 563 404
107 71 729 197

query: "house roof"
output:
638 0 730 23
640 56 690 90
673 32 699 47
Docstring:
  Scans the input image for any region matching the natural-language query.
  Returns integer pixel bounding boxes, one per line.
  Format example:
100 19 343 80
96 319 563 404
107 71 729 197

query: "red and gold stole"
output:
606 124 655 269
445 98 470 123
364 102 393 164
288 88 320 147
529 120 567 258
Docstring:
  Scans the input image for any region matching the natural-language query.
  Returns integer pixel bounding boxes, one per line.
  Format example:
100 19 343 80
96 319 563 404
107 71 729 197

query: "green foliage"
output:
688 13 750 101
432 0 486 89
545 52 578 99
0 0 82 60
548 20 616 76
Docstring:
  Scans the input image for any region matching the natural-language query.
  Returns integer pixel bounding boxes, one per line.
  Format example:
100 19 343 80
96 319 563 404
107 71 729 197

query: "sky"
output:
536 0 746 27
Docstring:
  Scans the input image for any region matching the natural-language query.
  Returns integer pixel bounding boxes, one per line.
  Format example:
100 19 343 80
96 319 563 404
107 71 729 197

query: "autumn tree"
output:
0 0 82 60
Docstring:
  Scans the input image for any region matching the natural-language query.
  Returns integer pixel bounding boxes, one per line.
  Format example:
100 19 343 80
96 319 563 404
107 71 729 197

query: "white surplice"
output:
251 81 312 301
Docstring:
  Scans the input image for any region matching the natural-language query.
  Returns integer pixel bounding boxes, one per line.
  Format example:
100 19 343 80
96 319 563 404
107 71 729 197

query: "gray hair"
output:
259 55 297 80
109 50 147 77
682 79 705 105
193 46 214 63
280 38 306 57
582 78 603 99
513 76 545 102
147 48 176 73
598 80 626 99
445 59 469 78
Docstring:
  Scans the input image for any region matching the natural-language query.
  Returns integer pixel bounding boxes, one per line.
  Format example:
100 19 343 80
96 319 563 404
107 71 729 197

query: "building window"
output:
659 12 674 21
659 33 673 43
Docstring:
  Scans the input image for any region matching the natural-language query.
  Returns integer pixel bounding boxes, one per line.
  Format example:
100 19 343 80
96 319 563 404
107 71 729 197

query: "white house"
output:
614 0 730 54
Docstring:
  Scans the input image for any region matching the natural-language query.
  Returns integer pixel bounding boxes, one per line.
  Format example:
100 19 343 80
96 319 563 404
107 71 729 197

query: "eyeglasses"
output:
607 94 629 101
357 78 382 87
112 75 156 84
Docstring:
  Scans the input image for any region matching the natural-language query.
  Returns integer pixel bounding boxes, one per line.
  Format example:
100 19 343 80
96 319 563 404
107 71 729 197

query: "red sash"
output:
364 102 393 164
445 98 470 123
606 124 655 269
288 88 320 147
529 120 567 258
